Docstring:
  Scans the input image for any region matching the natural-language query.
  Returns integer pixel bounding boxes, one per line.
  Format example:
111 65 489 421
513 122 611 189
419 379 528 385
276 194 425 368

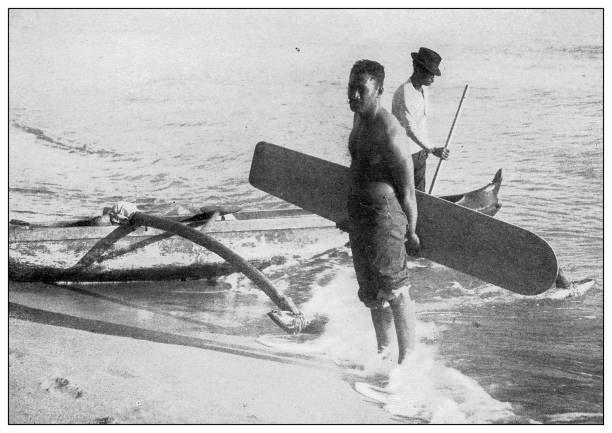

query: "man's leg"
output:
371 196 414 363
389 292 416 364
349 228 392 355
412 150 428 192
370 305 393 354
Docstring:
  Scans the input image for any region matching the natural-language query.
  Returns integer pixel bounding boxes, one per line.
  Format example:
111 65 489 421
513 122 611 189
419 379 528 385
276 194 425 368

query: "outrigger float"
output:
9 170 502 333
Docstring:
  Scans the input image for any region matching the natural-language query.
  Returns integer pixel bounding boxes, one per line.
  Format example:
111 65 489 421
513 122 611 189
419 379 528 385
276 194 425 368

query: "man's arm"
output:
383 121 419 254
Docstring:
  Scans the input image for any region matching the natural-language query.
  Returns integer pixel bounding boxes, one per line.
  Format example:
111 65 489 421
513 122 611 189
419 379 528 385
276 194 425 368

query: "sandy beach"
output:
9 281 396 424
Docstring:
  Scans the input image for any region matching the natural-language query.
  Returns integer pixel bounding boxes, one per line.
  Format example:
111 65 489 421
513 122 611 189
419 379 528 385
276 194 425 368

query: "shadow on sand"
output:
50 282 237 335
9 301 314 367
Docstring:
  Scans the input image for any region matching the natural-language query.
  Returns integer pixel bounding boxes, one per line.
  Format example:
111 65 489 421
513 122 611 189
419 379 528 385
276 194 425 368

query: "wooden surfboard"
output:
249 142 558 296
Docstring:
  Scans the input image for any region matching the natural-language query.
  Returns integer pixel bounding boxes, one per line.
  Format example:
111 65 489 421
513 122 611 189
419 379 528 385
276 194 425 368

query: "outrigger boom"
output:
75 209 309 334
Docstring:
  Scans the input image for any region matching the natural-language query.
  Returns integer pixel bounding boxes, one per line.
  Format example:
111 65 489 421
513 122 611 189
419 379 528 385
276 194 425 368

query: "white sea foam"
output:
469 280 598 304
381 348 518 423
531 280 596 300
289 268 520 423
216 273 276 304
417 278 599 310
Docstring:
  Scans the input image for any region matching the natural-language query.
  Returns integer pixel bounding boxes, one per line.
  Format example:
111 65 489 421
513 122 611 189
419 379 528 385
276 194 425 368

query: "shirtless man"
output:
347 60 420 363
392 47 449 191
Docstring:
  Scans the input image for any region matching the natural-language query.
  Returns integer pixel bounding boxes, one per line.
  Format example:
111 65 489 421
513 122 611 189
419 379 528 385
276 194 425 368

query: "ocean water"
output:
9 9 603 424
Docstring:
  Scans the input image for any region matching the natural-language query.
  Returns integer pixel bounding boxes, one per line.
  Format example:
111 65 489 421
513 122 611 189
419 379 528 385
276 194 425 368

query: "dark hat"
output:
411 47 442 76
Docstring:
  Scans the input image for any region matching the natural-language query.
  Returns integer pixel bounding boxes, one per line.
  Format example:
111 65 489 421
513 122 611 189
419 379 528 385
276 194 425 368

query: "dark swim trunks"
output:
348 192 410 307
412 149 428 192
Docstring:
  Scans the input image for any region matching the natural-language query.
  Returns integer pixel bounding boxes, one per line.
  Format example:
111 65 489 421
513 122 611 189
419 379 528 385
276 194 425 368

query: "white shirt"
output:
391 78 428 155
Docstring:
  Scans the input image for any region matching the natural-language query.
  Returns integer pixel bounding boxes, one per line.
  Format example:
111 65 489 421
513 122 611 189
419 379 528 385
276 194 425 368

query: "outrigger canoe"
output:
9 170 502 284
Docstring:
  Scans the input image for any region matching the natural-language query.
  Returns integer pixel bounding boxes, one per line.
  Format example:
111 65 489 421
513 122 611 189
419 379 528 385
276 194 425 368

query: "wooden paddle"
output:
428 84 469 194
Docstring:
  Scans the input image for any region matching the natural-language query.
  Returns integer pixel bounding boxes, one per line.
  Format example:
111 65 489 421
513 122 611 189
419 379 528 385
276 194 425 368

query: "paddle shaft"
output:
428 84 469 195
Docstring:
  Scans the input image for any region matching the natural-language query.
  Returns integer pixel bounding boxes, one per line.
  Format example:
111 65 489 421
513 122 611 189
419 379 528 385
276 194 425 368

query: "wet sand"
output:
9 281 394 424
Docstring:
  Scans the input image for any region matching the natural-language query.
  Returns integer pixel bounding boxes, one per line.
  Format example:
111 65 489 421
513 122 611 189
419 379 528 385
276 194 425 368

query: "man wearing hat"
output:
392 47 449 191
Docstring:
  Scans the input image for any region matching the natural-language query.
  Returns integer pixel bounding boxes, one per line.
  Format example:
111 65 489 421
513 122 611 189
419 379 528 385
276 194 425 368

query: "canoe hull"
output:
9 212 345 282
